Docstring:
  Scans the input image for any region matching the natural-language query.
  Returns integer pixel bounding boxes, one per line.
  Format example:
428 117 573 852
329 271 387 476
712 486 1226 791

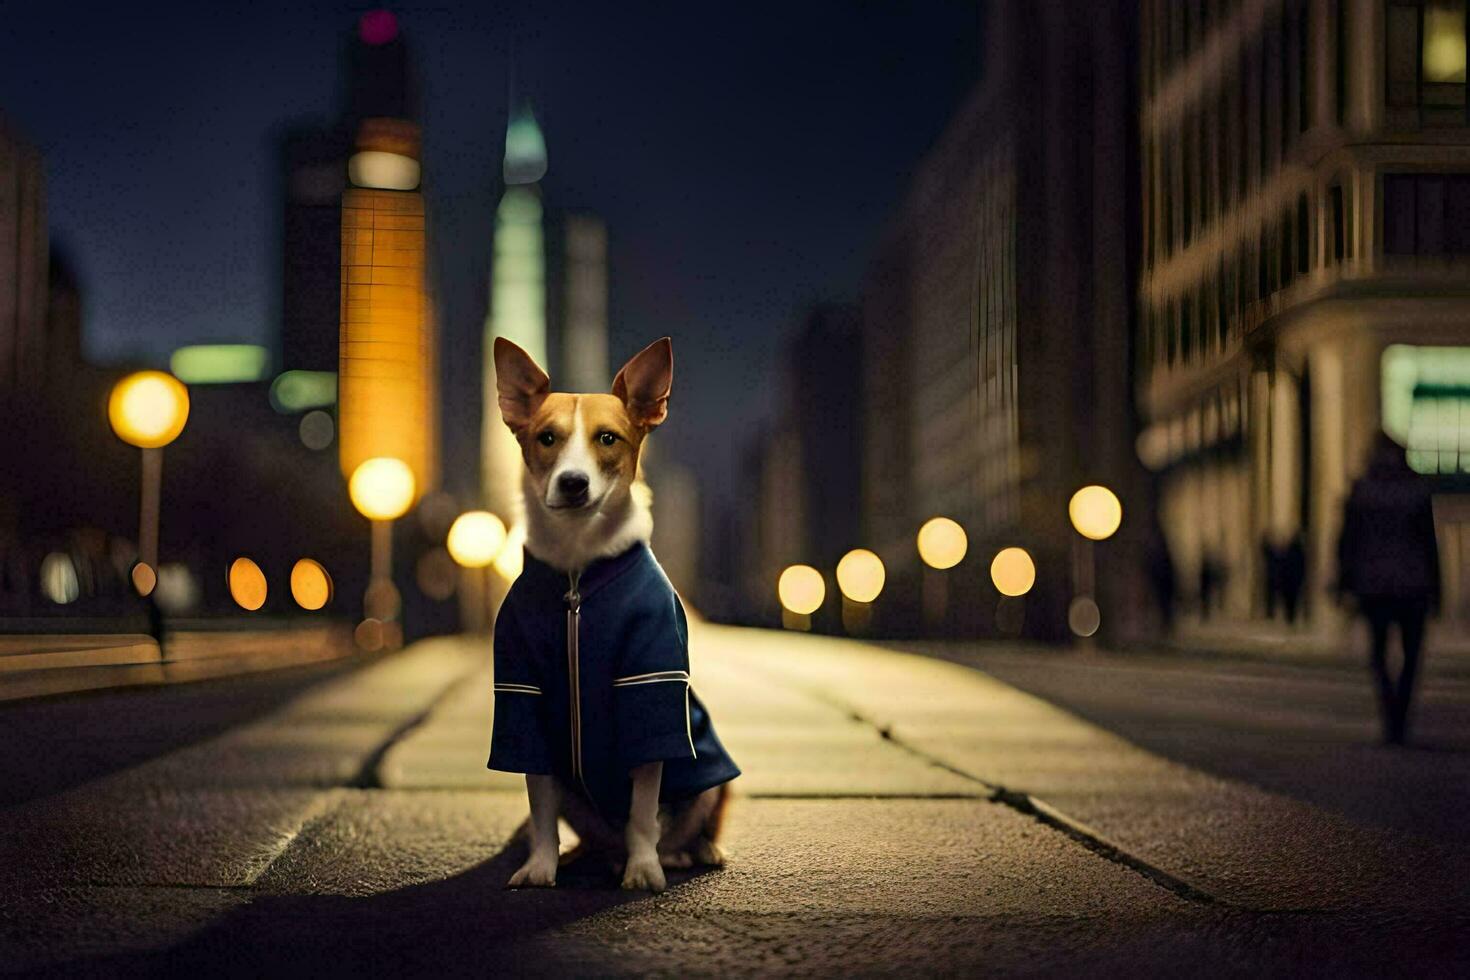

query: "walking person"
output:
1336 435 1441 745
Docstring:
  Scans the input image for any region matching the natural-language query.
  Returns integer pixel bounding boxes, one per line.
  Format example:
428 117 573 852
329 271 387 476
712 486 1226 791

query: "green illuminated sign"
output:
169 345 269 384
269 370 338 413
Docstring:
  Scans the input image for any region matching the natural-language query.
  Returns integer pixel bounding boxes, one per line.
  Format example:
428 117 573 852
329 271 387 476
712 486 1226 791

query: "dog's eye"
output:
597 432 618 447
537 431 555 447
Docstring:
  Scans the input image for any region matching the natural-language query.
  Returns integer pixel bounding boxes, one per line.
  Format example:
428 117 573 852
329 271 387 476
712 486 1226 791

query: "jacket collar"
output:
521 540 648 601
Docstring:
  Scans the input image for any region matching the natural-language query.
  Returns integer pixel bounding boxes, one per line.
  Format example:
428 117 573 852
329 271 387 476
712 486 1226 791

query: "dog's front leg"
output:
621 761 667 892
508 773 560 888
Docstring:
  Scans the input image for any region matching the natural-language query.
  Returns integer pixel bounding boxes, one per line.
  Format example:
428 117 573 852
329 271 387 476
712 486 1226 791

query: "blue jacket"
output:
487 540 740 819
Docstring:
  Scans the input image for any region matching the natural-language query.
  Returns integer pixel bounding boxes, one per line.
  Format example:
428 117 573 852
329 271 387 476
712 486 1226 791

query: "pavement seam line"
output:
346 665 485 790
777 676 1239 909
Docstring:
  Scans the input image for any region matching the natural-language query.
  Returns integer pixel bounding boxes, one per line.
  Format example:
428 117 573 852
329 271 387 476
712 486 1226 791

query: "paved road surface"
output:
2 625 1467 976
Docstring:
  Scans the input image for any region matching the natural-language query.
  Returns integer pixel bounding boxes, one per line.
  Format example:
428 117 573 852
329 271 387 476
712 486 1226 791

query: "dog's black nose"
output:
557 472 590 498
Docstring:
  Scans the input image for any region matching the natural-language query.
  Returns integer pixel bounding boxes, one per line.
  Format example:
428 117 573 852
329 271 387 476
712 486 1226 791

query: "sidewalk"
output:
0 623 358 702
4 625 1468 974
1159 614 1470 676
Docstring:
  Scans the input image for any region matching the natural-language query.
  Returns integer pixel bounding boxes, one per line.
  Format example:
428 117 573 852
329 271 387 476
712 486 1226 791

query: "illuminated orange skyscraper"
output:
337 80 438 498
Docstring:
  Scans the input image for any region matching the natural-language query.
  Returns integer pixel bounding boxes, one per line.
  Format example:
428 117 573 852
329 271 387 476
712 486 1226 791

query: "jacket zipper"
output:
564 570 593 804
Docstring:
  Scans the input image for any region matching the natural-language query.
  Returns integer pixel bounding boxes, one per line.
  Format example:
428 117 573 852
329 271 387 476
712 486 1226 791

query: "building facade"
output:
859 0 1149 641
0 116 47 402
1139 0 1470 630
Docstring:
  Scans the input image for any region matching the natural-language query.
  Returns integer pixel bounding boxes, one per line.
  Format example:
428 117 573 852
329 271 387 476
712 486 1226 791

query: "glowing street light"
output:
1067 484 1122 641
107 371 189 644
778 564 825 630
447 510 508 632
349 457 416 647
836 549 885 603
917 516 967 633
290 559 333 611
1068 485 1123 541
990 547 1036 597
916 517 968 569
446 511 507 568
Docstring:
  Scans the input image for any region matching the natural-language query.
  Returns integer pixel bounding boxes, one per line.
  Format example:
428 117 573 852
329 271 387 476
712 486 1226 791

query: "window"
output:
1383 173 1470 254
1386 1 1468 118
1296 193 1311 273
1387 3 1423 107
1299 2 1312 131
1329 182 1346 262
1335 0 1348 125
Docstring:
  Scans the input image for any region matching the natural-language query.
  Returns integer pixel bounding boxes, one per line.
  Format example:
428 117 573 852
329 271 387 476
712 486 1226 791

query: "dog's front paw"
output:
621 852 667 892
507 850 559 888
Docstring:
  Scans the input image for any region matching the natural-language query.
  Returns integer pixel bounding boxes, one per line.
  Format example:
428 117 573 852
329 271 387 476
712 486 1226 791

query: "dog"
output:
487 336 740 892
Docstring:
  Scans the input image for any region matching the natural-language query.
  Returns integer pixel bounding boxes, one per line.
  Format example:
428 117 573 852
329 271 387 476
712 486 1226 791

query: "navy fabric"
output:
488 540 740 820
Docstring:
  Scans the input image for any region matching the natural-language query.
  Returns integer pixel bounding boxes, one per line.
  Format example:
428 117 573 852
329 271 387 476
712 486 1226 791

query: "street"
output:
3 623 1469 977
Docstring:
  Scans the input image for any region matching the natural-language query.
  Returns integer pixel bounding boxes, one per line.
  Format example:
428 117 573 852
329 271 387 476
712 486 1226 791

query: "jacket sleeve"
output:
487 601 553 775
613 591 697 771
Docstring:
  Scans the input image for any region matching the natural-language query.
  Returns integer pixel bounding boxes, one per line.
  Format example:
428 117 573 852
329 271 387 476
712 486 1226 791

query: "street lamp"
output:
348 457 416 649
108 371 189 645
1067 485 1122 640
917 516 967 632
836 548 885 634
778 564 825 631
990 545 1036 635
446 510 507 631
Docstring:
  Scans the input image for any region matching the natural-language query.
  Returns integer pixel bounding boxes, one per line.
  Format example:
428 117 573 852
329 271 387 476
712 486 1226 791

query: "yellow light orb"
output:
492 523 526 582
1068 485 1123 541
778 564 826 615
107 371 190 449
348 457 416 521
446 510 507 568
916 517 967 569
290 558 333 611
228 557 268 611
835 549 885 603
990 547 1037 597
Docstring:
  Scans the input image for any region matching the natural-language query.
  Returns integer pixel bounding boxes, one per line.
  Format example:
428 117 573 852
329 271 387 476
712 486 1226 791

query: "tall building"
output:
859 0 1146 640
335 13 437 499
553 211 610 392
482 101 549 527
0 115 47 401
1138 0 1470 629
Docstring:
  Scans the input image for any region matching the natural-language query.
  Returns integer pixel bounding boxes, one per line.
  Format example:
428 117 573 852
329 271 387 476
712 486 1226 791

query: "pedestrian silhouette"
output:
1279 534 1306 625
1335 435 1441 745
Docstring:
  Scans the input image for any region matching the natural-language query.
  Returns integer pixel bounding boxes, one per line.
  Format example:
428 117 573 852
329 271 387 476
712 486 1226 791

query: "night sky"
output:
1 1 979 504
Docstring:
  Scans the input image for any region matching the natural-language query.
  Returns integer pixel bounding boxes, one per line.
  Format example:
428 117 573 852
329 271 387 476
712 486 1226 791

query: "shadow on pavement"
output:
49 840 716 978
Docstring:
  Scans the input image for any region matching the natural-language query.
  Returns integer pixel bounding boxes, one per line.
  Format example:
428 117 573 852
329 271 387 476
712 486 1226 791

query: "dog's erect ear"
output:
612 337 672 430
493 337 550 436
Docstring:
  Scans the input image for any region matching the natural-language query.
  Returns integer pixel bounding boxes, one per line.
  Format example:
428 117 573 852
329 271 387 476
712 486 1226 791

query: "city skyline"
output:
0 1 980 502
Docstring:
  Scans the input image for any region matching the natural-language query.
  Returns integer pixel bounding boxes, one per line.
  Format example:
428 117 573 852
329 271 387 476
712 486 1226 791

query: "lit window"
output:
1424 1 1468 83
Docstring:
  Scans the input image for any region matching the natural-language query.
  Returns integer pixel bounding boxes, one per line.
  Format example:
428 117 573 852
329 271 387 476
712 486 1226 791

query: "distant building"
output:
482 101 550 528
1139 0 1470 630
550 211 610 392
0 116 47 401
859 0 1147 641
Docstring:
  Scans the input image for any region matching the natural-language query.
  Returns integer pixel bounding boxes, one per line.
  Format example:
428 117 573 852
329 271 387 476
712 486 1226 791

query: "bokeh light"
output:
40 552 79 604
358 8 398 45
1068 485 1123 541
778 564 826 615
415 547 458 601
1068 596 1101 637
990 547 1036 597
299 410 334 451
493 523 526 582
348 457 416 521
154 563 199 614
348 151 421 191
269 370 337 413
108 371 190 449
916 517 967 569
447 511 507 568
131 561 157 597
290 558 332 611
835 548 885 603
228 557 268 612
169 344 268 384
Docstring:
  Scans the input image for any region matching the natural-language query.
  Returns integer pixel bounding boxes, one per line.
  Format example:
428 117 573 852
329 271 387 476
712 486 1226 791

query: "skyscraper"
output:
336 12 437 500
482 101 549 526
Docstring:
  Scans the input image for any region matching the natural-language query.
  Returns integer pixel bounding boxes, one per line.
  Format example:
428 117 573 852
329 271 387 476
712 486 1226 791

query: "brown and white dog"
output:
493 336 729 892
